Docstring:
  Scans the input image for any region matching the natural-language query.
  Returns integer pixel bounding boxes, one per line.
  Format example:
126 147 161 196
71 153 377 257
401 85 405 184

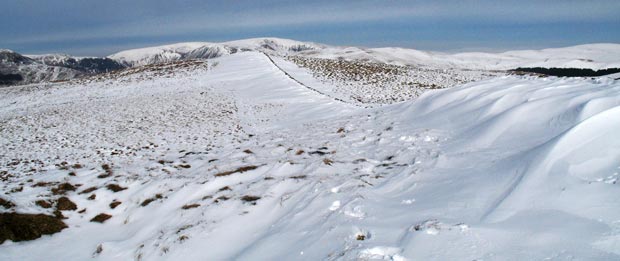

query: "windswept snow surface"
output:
1 51 620 260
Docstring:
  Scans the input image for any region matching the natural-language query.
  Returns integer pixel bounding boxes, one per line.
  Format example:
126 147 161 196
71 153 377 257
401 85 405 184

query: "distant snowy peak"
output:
108 42 231 67
224 37 325 53
0 49 35 64
108 38 325 67
345 43 620 70
26 53 126 74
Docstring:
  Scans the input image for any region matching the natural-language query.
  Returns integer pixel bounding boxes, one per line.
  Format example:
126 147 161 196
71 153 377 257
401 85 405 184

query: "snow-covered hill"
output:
27 54 125 74
0 49 83 85
3 38 619 86
310 43 620 70
1 51 619 260
107 38 620 70
108 38 324 67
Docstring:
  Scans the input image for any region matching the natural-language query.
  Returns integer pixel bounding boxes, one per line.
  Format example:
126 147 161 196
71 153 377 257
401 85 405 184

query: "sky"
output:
2 0 619 56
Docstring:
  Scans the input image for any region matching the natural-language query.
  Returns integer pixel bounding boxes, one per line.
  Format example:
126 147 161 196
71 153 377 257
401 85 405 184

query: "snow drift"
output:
0 51 619 260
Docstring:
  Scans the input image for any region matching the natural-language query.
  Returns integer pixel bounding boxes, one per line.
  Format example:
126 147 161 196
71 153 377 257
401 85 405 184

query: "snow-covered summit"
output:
107 38 324 67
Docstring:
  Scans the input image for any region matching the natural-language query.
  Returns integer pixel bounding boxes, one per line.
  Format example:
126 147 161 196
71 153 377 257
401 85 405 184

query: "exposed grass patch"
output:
106 184 127 192
218 186 232 192
240 195 261 202
109 201 122 209
78 186 98 194
56 197 77 211
214 196 229 203
309 150 329 156
141 194 163 207
181 204 200 210
35 200 52 209
323 158 334 165
0 197 15 209
0 212 67 243
51 183 76 195
90 213 112 223
32 181 55 187
214 165 258 177
178 164 191 169
97 164 114 178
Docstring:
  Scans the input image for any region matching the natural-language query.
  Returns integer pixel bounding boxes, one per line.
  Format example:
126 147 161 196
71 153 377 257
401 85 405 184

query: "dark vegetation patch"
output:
240 195 261 202
177 164 191 169
0 212 67 243
309 150 329 156
106 184 127 192
323 158 334 165
181 204 200 210
97 164 113 178
51 183 76 195
56 197 77 211
141 194 163 207
511 67 620 77
109 201 122 209
0 73 23 85
214 196 229 203
0 197 15 209
79 186 98 194
35 200 52 209
218 186 232 192
214 165 258 177
90 213 112 223
87 194 96 200
33 181 55 187
9 186 23 193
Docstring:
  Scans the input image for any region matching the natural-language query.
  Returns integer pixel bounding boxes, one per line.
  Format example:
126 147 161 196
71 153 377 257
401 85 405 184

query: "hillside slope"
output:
1 51 619 260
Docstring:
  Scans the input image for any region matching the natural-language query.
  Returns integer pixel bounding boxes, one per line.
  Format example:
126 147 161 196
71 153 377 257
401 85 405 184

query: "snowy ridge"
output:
106 38 620 70
108 38 324 67
1 51 619 260
312 43 620 70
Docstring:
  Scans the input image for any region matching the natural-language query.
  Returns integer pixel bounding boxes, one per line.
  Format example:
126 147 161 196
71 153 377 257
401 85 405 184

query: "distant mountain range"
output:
2 38 619 86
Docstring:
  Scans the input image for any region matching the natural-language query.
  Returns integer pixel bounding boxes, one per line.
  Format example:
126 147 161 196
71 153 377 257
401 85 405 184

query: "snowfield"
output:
1 51 620 260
